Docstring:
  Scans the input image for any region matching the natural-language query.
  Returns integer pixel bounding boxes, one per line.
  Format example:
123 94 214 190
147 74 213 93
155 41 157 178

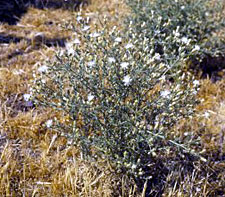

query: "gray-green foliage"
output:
31 13 202 182
126 0 225 64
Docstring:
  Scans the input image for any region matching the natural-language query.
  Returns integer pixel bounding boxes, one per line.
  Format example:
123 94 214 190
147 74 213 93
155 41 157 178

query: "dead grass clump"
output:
200 101 225 154
85 0 130 29
175 79 225 153
195 79 225 154
0 143 19 196
0 131 125 196
0 68 23 97
163 164 225 196
3 110 49 140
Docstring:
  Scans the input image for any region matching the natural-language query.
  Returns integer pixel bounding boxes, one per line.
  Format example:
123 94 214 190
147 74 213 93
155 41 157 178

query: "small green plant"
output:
31 14 202 185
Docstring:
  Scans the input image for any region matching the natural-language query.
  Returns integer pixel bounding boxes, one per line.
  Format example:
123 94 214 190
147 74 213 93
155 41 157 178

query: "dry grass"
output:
0 0 225 196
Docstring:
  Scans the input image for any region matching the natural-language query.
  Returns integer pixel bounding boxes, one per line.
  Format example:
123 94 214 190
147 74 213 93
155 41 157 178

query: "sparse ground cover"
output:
0 0 224 196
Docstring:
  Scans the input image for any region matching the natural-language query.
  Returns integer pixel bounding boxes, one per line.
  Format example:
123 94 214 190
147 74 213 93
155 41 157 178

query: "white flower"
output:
67 48 74 55
173 31 180 37
120 62 129 69
154 53 161 61
74 38 80 44
41 79 46 83
88 94 94 102
181 37 189 44
175 32 180 37
23 94 31 101
125 43 133 49
115 37 122 42
123 75 132 86
66 42 72 48
204 111 210 119
193 80 200 86
66 43 75 55
196 187 202 192
108 57 116 63
88 60 95 67
38 65 48 73
77 16 83 22
131 164 137 170
192 45 200 52
160 90 170 98
46 119 53 128
181 6 185 10
82 26 90 31
90 32 100 38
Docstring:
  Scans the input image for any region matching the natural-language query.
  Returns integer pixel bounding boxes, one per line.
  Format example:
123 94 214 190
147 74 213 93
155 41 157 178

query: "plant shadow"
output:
0 34 23 44
0 0 89 25
190 55 225 82
133 151 225 197
0 33 68 60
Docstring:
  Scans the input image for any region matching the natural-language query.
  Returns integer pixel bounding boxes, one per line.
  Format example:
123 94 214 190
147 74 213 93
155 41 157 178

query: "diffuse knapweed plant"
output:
32 15 202 182
126 0 225 66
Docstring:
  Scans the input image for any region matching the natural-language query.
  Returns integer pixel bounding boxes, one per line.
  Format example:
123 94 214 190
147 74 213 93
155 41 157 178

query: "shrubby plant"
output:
126 0 225 66
31 8 206 184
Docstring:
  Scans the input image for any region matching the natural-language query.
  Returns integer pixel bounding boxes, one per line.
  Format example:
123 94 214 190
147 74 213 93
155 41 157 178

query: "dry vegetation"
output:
0 0 224 196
